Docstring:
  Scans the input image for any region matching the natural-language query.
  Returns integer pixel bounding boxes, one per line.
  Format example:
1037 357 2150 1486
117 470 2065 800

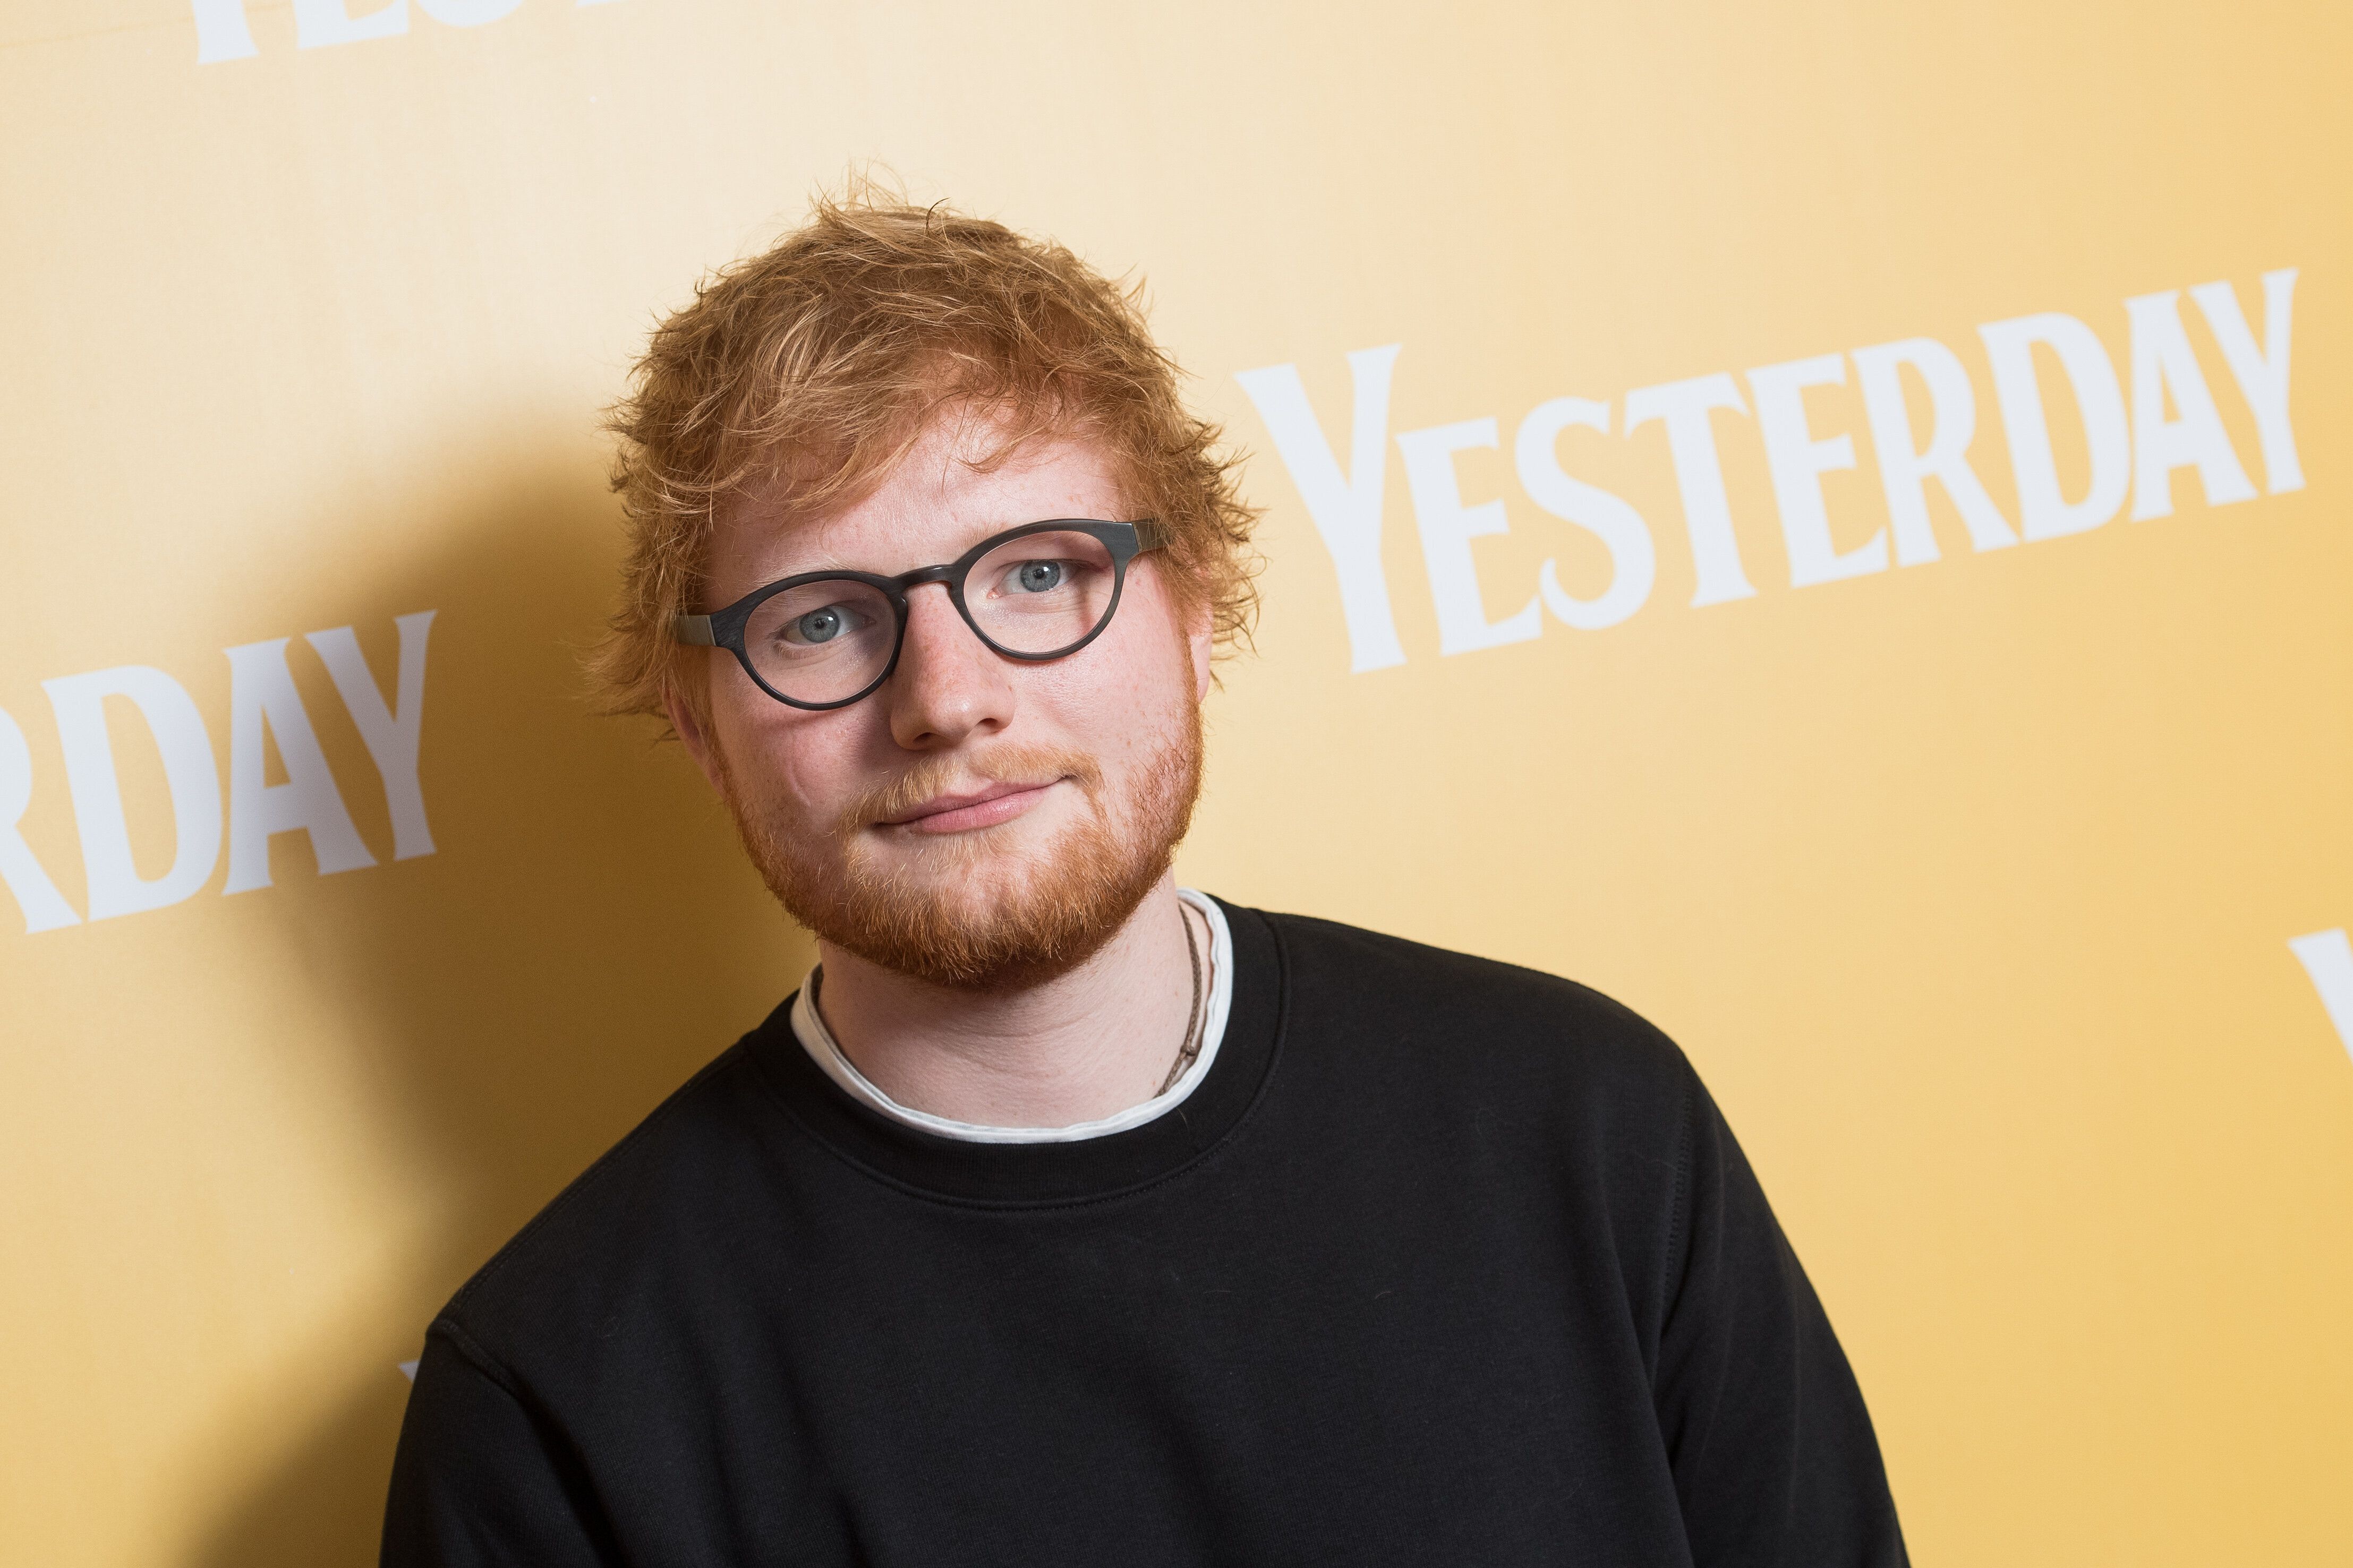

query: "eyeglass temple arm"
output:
673 614 717 646
1132 520 1173 551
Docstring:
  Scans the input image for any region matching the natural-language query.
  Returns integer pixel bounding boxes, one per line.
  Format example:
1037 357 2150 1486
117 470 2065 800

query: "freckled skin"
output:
665 413 1216 1127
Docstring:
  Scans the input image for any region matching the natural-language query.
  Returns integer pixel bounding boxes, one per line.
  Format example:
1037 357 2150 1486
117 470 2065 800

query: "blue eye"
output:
1011 560 1065 593
793 605 855 643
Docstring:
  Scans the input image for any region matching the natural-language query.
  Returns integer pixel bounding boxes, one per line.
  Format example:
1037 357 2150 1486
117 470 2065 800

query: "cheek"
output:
1028 593 1195 754
709 672 850 812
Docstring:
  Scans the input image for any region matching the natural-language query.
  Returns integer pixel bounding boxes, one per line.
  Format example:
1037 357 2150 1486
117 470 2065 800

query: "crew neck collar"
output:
789 889 1234 1144
747 897 1287 1207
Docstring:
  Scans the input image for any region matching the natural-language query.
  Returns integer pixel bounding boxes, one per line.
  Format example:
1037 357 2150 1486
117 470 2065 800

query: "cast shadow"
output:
189 419 815 1567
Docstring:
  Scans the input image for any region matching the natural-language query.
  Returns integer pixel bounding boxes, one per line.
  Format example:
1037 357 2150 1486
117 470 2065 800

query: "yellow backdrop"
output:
2 1 2347 1562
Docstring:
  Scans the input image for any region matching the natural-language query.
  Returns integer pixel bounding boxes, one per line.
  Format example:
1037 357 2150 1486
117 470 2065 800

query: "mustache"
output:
835 746 1105 835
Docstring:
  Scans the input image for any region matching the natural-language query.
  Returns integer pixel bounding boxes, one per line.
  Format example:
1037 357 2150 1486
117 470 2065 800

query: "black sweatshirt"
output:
383 902 1907 1567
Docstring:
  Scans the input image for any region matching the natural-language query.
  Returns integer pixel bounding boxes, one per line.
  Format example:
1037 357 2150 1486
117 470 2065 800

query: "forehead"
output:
710 416 1126 590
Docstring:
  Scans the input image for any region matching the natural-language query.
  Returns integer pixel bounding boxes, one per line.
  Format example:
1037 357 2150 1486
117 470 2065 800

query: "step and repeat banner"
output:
2 1 2347 1563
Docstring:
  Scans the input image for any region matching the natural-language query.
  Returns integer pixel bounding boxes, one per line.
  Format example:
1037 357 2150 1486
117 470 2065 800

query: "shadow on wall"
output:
187 422 814 1567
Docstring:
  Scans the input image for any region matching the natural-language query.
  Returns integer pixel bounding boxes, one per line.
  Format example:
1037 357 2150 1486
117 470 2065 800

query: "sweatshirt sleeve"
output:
1651 1069 1909 1568
380 1326 617 1568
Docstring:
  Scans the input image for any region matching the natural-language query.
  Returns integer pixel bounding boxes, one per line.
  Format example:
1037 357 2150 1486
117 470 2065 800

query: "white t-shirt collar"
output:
789 889 1235 1145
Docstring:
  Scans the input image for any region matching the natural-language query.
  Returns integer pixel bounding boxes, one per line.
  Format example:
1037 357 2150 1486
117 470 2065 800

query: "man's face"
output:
673 410 1213 990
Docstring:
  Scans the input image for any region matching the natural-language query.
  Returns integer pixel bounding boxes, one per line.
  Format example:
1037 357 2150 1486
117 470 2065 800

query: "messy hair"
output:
593 188 1260 727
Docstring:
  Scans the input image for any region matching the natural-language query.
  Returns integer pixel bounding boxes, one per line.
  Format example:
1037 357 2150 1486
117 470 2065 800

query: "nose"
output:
885 583 1017 750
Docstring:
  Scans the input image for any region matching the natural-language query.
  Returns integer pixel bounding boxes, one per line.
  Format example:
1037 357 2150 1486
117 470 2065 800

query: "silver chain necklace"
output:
1154 905 1206 1097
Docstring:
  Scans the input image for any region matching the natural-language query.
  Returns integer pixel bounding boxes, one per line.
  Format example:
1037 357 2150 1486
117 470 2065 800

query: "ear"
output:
663 679 728 796
1187 604 1215 704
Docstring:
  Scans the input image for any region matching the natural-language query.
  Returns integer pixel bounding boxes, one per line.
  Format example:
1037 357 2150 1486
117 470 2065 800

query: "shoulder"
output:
430 1019 789 1368
1256 906 1688 1070
1247 905 1700 1141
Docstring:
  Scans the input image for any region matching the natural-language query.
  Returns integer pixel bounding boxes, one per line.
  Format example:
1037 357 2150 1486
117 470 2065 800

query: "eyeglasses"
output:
673 518 1171 710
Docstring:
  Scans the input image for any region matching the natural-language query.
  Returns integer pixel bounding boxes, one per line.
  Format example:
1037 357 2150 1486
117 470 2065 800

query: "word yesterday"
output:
189 0 621 64
1238 270 2300 673
0 613 436 934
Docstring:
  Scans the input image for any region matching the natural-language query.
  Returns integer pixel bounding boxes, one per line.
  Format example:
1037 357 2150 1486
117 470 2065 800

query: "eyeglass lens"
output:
740 527 1123 705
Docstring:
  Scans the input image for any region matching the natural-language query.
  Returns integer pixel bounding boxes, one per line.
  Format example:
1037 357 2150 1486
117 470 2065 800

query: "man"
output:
383 195 1907 1566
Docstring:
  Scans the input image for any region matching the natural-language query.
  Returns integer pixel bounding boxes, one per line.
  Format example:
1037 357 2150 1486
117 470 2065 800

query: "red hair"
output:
594 190 1259 725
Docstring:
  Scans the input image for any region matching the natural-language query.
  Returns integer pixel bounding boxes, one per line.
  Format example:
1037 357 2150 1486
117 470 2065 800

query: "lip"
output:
879 778 1064 835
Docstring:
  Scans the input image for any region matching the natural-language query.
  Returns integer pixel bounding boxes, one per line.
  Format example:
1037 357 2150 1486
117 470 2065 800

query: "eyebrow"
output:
748 518 1077 584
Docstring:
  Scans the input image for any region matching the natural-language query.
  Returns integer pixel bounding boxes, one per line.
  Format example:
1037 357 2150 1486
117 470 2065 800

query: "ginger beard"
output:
711 678 1204 992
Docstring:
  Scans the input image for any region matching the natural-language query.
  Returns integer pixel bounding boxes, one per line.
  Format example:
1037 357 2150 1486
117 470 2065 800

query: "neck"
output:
814 876 1199 1128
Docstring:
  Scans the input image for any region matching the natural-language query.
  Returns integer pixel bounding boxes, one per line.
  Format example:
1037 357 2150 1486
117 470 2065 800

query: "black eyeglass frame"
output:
673 518 1172 712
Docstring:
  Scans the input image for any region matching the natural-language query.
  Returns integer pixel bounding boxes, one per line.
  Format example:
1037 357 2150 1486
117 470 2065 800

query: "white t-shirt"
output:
789 888 1235 1145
